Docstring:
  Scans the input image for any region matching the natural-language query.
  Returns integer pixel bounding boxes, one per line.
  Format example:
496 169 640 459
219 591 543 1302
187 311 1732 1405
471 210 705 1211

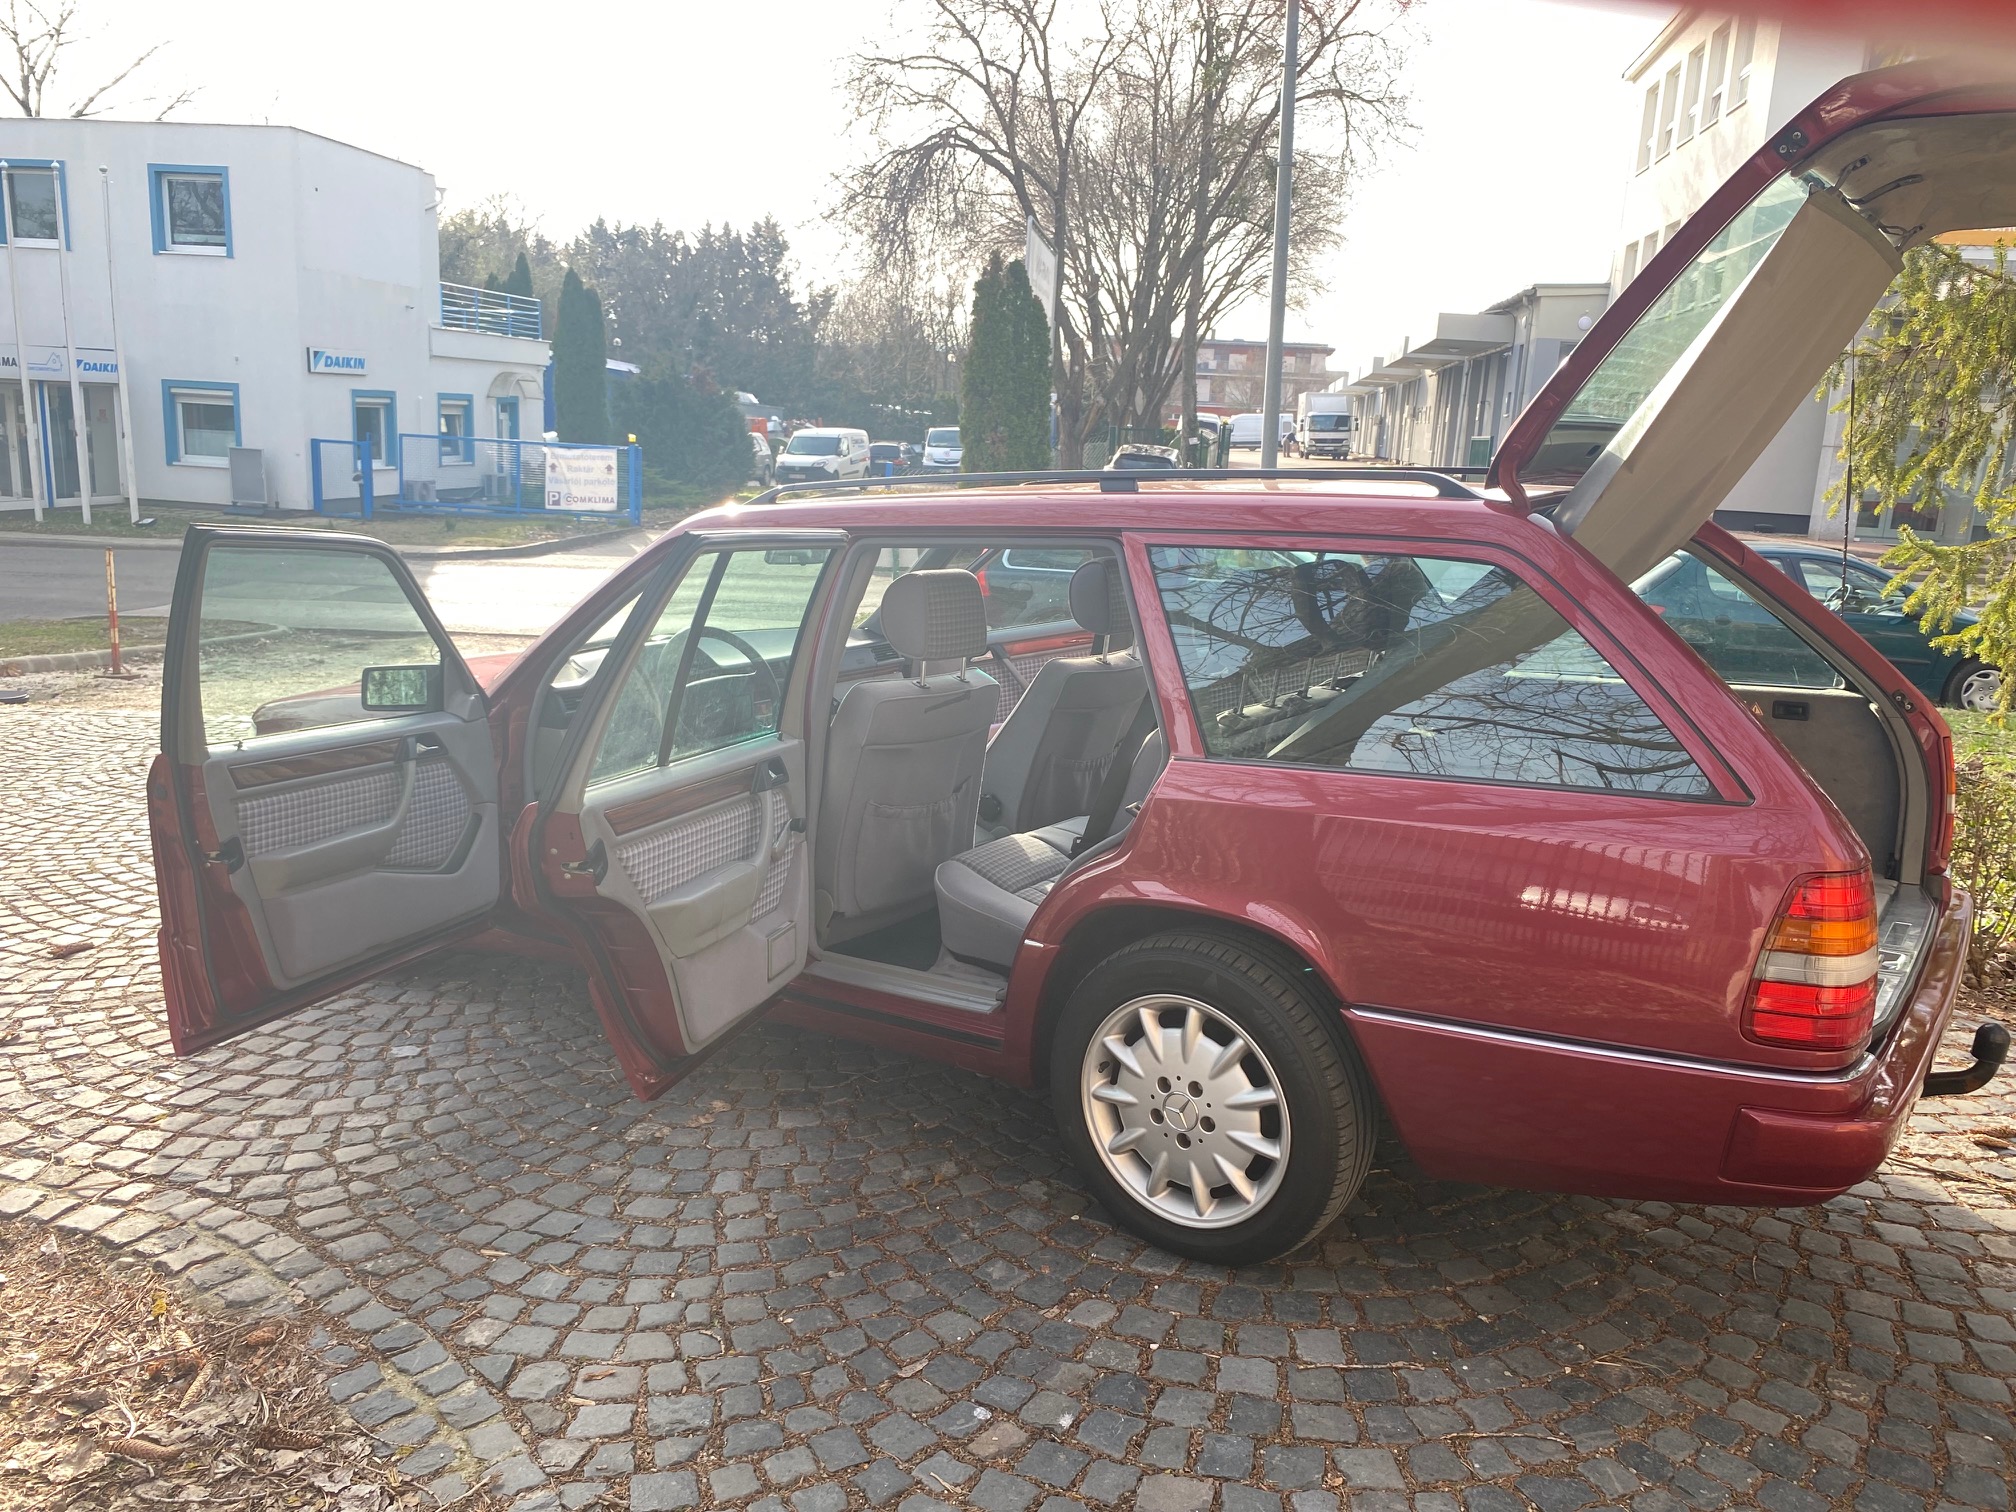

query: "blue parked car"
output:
1634 543 2001 713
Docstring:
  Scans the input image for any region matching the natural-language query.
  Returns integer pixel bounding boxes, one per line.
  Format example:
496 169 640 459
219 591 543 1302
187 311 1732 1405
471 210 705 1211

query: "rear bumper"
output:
1349 888 1974 1205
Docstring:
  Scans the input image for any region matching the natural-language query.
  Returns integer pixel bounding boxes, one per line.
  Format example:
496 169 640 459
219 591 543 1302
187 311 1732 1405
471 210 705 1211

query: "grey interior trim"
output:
802 954 1006 1014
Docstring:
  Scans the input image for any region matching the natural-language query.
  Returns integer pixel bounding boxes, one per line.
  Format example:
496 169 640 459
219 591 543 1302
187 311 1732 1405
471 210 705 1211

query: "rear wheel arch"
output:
1034 903 1354 1079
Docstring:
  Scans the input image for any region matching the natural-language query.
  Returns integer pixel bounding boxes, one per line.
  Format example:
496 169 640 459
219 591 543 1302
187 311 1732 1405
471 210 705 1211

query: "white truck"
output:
1296 392 1355 459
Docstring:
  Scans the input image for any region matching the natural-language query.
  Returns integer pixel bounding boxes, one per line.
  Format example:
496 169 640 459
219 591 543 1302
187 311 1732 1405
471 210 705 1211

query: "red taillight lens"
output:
974 567 990 597
1744 869 1879 1051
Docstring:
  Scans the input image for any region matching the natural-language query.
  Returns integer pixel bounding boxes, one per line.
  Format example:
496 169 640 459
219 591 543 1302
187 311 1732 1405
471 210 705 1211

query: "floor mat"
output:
831 910 943 971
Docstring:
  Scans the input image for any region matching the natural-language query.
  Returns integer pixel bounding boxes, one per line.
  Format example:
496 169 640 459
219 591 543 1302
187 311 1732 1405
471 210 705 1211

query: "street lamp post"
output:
1260 0 1299 470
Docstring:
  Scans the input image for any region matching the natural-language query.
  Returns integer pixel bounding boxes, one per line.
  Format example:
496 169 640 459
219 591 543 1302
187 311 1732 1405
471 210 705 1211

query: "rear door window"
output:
1150 545 1713 797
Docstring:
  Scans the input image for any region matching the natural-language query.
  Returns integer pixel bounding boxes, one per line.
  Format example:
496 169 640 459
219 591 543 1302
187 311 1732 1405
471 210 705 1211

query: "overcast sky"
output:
54 0 1663 380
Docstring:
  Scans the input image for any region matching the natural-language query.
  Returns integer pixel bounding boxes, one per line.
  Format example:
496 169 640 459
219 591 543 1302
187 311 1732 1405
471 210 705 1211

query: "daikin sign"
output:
306 348 368 375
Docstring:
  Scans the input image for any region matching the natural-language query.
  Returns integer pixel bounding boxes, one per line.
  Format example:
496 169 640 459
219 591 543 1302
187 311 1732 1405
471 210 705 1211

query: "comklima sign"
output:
306 348 368 375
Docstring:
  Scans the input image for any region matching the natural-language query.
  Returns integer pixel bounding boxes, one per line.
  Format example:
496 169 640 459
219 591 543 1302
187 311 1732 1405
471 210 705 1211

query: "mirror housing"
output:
361 664 443 713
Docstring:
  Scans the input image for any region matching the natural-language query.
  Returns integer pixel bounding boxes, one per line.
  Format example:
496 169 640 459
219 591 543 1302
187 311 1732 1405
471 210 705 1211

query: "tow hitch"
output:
1923 1023 2012 1098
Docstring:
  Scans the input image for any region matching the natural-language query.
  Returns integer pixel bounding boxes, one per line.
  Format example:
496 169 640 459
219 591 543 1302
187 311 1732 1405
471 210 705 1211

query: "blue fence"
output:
438 281 543 340
310 434 642 523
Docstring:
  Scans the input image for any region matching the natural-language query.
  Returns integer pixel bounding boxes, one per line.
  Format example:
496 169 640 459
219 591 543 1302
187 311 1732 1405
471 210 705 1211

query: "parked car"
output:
747 430 775 487
1226 412 1293 450
868 441 908 475
147 63 2006 1264
1106 445 1181 471
1749 544 1997 712
774 427 870 485
921 427 962 473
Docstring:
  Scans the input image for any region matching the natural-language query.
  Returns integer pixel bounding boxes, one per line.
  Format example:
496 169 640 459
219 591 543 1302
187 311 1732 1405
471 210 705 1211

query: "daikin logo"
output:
306 348 368 374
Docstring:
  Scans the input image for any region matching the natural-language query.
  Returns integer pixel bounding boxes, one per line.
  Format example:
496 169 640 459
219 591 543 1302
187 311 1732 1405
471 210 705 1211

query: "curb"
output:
0 643 164 675
0 524 650 560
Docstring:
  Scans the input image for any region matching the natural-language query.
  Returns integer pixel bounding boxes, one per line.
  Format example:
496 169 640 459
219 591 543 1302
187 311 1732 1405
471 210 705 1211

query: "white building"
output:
1613 9 1879 537
1339 283 1611 469
0 120 549 519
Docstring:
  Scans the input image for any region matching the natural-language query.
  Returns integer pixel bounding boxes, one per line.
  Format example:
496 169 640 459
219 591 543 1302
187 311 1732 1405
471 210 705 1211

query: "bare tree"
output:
841 0 1411 459
1 0 194 119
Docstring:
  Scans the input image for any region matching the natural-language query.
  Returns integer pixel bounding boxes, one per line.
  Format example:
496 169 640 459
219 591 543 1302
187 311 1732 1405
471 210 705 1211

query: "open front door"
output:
530 534 842 1099
150 527 503 1053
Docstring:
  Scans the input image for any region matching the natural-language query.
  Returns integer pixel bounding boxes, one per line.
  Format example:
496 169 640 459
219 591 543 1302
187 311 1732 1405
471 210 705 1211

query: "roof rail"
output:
748 466 1484 505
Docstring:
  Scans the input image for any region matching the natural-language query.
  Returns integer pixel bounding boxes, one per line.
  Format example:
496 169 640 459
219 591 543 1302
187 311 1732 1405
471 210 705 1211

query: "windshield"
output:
785 435 842 456
1307 414 1347 431
1525 175 1808 485
926 428 959 448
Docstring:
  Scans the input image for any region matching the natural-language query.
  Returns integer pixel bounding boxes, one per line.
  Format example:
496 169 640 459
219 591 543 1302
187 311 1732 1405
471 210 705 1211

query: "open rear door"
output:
150 527 503 1053
1489 63 2016 580
527 532 843 1099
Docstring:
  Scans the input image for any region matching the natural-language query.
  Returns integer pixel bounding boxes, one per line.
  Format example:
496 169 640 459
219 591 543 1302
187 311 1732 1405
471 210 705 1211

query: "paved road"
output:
0 534 655 636
1 698 2013 1512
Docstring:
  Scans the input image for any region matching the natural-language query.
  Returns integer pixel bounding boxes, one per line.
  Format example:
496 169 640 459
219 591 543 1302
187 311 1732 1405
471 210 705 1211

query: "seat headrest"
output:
880 569 988 664
1069 558 1133 650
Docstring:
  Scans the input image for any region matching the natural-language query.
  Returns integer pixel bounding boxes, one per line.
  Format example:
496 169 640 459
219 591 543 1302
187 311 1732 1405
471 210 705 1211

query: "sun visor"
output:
1554 187 1901 582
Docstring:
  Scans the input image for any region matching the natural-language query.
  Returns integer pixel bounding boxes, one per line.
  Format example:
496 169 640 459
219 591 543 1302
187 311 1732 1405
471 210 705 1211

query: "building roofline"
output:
1625 6 1700 83
0 116 428 175
1483 282 1613 314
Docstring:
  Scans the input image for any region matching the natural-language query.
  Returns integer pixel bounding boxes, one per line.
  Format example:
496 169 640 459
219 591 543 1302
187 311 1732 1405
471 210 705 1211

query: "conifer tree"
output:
554 268 611 444
962 254 1049 472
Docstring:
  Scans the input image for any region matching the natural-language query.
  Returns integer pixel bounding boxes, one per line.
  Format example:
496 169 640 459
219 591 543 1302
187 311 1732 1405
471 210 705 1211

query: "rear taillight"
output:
974 567 990 597
1744 869 1880 1050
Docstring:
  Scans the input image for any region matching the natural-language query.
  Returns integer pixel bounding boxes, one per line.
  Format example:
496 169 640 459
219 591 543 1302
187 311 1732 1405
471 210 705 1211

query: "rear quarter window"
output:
1150 545 1713 797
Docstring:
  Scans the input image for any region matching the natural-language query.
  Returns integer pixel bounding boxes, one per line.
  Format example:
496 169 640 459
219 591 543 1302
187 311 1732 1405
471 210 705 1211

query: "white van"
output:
775 427 871 484
1226 413 1292 451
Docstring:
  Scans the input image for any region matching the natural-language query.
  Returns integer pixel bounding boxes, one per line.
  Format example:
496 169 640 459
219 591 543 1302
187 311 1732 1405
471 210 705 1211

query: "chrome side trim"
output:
1346 1005 1877 1085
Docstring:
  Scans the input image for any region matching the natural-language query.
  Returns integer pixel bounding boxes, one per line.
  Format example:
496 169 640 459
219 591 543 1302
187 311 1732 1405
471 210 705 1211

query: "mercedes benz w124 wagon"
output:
149 62 2008 1263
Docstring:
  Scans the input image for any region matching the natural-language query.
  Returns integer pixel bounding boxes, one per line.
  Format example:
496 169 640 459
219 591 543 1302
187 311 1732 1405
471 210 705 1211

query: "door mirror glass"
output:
196 545 446 745
361 664 441 712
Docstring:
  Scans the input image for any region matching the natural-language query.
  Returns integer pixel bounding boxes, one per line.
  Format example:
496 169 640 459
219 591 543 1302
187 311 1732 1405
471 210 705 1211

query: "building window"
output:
1731 17 1757 110
437 395 473 463
1636 85 1660 173
1678 44 1705 144
1641 230 1660 269
1621 242 1641 286
1704 23 1732 126
2 163 62 246
1656 64 1681 158
163 382 239 466
352 392 396 465
150 165 231 256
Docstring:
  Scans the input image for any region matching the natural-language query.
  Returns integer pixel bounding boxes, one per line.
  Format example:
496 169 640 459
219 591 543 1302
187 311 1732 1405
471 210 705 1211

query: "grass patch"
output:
0 617 266 657
1950 711 2013 773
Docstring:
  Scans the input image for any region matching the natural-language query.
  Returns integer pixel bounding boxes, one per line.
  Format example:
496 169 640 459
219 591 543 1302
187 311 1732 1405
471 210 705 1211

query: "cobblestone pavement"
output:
3 702 2015 1512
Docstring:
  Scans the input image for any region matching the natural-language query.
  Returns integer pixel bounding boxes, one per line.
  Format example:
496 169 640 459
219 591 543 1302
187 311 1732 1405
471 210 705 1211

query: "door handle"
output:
203 835 245 872
751 758 790 793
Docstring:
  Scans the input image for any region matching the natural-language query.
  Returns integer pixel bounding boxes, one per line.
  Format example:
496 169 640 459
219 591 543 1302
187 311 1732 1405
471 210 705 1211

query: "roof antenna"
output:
1840 348 1856 589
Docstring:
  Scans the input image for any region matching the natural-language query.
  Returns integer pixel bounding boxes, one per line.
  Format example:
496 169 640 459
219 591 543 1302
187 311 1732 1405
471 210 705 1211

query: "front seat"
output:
816 569 997 943
978 558 1147 838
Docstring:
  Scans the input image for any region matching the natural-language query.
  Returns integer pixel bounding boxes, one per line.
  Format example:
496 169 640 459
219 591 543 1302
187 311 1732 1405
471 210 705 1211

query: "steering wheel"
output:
695 626 782 715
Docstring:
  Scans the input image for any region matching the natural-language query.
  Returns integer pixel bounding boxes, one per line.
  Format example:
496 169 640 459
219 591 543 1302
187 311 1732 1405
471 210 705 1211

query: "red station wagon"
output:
149 63 2009 1264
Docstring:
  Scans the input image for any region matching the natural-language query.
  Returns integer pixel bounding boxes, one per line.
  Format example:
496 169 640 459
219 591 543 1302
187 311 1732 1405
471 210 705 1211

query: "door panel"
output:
528 534 841 1098
152 527 502 1054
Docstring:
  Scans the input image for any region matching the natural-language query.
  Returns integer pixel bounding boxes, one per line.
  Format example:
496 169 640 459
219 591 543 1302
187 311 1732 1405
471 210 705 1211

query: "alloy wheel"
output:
1080 994 1290 1229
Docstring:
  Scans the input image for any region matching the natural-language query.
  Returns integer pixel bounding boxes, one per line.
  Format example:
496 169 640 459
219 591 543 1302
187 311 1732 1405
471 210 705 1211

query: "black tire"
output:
1049 931 1376 1265
1944 659 2002 713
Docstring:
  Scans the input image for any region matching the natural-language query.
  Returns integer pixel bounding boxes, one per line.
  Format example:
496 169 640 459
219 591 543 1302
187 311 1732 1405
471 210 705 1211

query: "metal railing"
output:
309 434 643 522
437 281 544 340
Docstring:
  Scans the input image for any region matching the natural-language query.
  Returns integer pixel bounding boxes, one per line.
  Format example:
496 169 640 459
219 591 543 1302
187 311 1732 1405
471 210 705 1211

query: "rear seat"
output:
935 731 1167 970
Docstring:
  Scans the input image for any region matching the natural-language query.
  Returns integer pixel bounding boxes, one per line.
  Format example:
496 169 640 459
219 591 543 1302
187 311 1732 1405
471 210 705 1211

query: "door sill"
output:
804 953 1006 1014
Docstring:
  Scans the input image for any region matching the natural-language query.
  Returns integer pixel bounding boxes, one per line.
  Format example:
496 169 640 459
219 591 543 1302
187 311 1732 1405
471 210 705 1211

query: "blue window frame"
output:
0 159 67 247
437 393 474 463
351 390 396 466
161 380 241 465
149 164 232 256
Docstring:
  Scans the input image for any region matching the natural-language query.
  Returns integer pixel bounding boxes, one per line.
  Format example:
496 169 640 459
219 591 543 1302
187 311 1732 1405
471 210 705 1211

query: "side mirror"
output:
361 664 442 713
